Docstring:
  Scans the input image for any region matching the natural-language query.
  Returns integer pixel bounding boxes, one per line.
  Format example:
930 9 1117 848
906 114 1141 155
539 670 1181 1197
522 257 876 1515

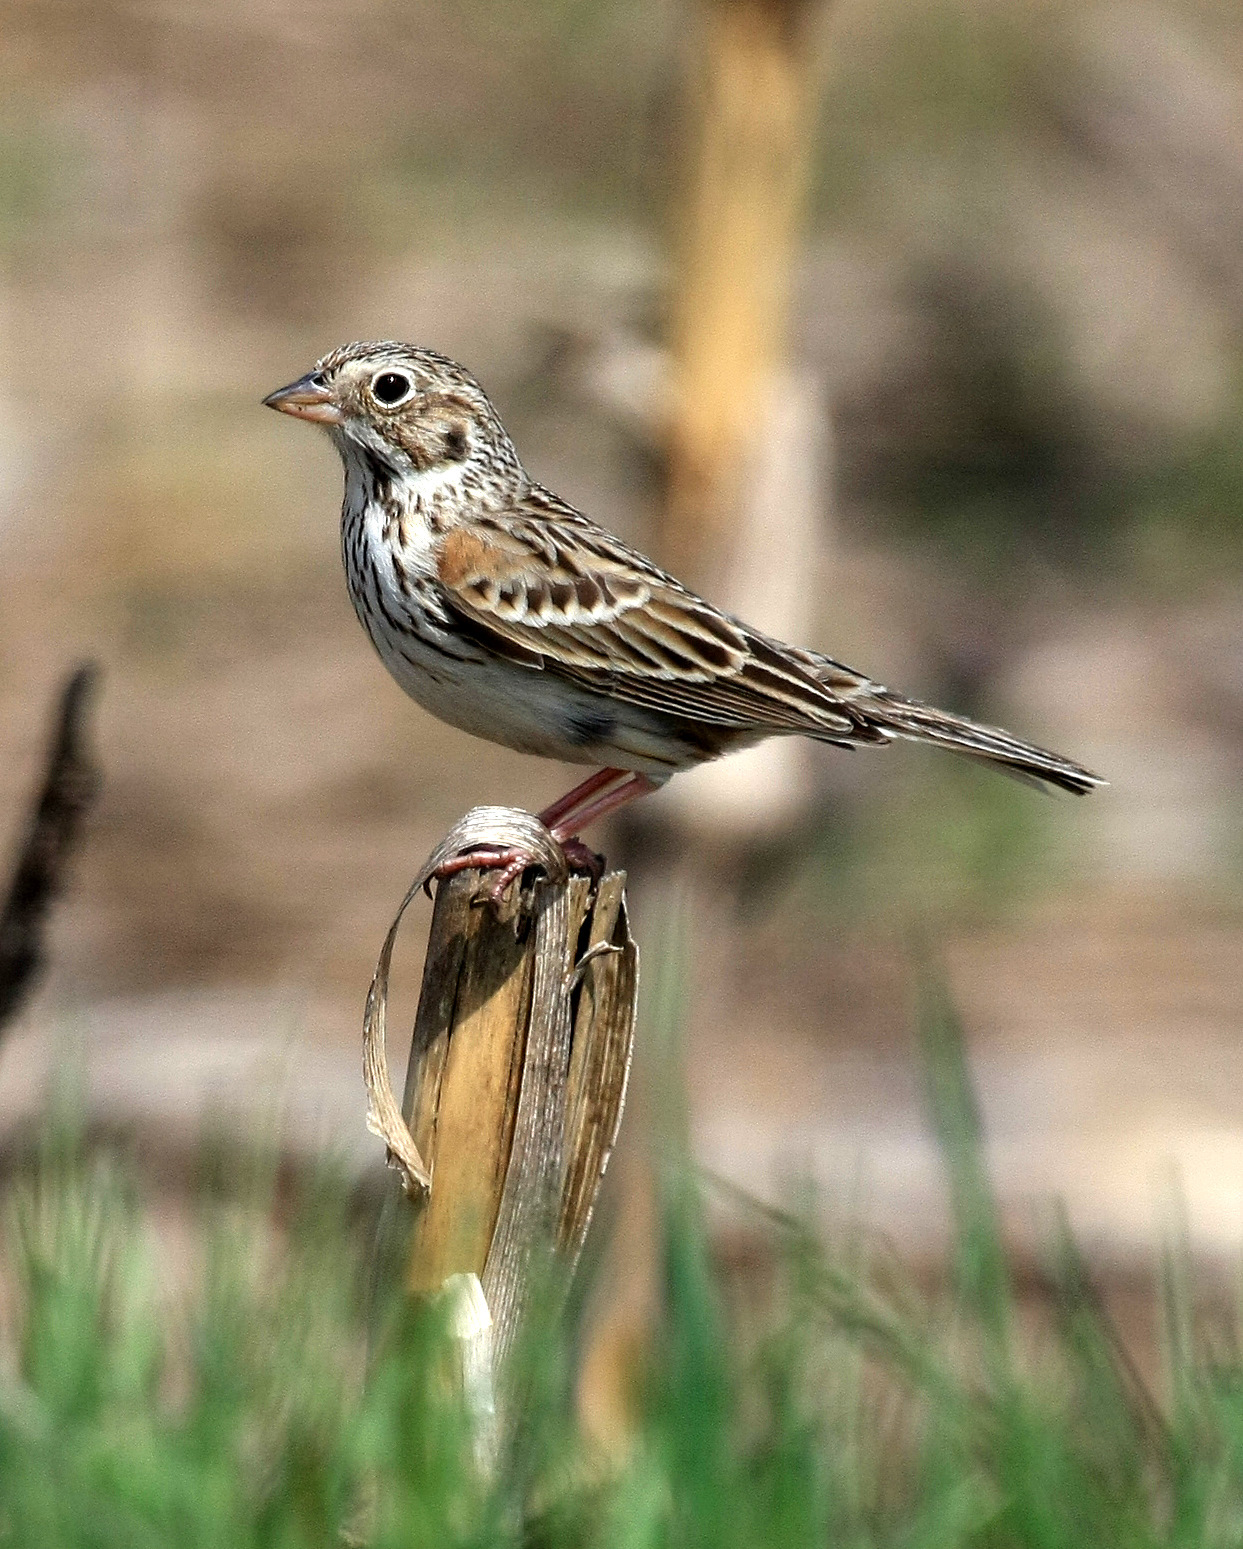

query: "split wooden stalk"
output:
364 807 637 1377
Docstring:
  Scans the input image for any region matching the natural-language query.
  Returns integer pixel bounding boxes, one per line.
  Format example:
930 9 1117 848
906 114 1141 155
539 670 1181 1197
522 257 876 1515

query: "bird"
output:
264 341 1104 897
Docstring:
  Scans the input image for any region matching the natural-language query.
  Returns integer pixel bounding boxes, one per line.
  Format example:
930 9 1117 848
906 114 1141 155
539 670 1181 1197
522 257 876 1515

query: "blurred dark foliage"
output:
0 665 100 1032
838 264 1127 572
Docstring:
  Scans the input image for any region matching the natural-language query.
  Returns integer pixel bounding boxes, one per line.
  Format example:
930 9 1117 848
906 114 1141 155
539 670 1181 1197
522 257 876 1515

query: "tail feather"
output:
735 638 1104 795
853 691 1104 795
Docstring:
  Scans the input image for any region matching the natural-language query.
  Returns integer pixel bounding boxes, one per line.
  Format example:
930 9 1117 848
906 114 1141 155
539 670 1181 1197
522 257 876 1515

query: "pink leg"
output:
536 768 628 832
519 772 656 899
433 770 660 908
548 772 658 841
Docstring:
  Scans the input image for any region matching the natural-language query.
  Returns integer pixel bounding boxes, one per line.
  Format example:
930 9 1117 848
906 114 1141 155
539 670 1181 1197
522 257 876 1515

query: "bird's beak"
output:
262 373 344 425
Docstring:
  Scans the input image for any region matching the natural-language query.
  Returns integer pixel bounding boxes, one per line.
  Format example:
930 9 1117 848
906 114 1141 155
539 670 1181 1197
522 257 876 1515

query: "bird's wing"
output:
432 494 879 741
431 490 1104 794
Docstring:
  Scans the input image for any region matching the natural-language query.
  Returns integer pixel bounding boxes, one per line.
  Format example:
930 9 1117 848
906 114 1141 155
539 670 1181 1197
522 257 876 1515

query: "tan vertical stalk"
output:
664 0 824 589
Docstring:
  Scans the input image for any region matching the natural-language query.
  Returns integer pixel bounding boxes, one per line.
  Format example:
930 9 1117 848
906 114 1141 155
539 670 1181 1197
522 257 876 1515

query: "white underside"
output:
375 625 692 779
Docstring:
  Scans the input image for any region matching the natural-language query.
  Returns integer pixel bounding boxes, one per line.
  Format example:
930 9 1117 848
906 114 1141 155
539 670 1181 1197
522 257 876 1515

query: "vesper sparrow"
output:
265 342 1102 895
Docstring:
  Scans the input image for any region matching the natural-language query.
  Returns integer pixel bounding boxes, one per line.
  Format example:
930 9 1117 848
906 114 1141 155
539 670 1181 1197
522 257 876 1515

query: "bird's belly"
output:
381 637 580 758
369 622 711 777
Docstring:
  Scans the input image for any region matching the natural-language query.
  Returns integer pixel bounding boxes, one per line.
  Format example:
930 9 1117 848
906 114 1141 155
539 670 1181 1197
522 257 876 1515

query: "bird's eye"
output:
372 371 413 406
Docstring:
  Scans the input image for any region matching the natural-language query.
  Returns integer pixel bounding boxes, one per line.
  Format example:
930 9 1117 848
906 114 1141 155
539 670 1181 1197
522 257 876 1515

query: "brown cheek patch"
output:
391 422 435 471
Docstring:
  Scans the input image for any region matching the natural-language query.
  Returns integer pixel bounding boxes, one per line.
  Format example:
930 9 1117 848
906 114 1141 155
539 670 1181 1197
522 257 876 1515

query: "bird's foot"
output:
478 835 602 902
430 845 531 906
555 836 606 882
430 833 604 909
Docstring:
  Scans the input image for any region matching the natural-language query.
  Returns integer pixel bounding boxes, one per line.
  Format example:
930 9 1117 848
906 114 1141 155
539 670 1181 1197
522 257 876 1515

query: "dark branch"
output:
0 664 102 1030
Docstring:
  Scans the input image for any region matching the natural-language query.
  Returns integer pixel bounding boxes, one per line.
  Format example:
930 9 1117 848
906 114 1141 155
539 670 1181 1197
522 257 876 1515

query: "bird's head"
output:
263 341 523 492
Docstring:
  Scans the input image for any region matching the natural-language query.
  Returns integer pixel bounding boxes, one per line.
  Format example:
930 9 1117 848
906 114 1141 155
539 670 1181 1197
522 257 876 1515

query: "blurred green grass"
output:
726 752 1069 932
803 755 1060 926
3 964 1243 1546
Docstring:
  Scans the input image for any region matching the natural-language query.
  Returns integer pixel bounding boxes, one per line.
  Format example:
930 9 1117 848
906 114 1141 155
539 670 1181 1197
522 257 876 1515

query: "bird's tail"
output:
831 681 1105 796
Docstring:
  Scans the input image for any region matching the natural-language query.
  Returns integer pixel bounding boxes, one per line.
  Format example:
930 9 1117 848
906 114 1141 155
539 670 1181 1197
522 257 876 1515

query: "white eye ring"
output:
371 370 414 407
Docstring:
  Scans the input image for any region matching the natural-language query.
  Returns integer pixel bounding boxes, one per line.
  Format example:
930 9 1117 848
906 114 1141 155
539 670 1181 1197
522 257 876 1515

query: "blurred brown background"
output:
1 0 1242 1298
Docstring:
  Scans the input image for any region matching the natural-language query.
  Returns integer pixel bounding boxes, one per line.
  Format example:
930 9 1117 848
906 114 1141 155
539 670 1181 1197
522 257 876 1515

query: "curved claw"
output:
485 853 537 905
